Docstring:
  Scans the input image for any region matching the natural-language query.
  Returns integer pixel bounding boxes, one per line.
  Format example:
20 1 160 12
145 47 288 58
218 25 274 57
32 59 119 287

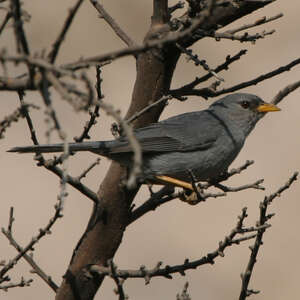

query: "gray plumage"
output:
8 93 280 182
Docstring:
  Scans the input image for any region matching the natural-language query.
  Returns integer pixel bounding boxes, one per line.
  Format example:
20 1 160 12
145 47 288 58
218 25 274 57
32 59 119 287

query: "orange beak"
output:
256 102 281 113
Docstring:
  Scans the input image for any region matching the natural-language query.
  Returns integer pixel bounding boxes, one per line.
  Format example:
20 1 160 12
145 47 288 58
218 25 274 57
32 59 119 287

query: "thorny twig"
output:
170 49 247 95
171 56 300 97
1 187 65 281
90 208 258 283
0 103 39 139
239 172 298 300
74 65 103 142
1 208 58 291
1 90 69 286
0 277 33 291
176 43 224 82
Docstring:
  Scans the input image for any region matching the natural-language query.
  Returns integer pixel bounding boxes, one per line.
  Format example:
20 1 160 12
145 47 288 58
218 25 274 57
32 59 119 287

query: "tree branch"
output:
170 49 247 94
152 0 169 25
171 56 300 97
10 0 30 55
2 208 58 292
225 13 283 34
239 172 298 300
48 0 84 63
90 0 135 47
90 208 258 282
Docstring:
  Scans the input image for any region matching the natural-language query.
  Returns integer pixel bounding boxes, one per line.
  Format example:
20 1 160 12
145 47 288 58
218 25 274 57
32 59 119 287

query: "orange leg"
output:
156 175 193 190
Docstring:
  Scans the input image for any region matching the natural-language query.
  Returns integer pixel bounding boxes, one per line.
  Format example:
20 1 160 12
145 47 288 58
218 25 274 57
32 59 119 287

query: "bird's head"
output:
209 93 280 136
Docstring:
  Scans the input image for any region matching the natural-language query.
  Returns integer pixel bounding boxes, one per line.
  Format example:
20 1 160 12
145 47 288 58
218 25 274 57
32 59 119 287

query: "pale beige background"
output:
1 1 300 299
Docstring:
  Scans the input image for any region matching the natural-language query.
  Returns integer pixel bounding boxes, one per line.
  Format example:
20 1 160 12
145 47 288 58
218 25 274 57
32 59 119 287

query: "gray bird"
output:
8 93 280 190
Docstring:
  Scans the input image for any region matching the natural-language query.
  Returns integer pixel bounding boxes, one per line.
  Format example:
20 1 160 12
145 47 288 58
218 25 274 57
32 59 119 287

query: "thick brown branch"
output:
152 0 169 25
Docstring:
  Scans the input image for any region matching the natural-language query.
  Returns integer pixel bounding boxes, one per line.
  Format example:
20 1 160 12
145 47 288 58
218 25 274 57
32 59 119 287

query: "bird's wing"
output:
109 111 221 154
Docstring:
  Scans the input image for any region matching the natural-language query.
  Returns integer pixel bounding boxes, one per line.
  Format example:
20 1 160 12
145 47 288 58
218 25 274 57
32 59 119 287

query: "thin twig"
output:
176 43 224 82
224 13 283 35
109 260 127 300
239 172 298 300
74 65 103 142
39 71 65 140
0 103 38 139
272 79 300 106
0 277 33 291
176 282 191 300
0 52 111 82
214 179 265 192
48 0 84 63
1 196 65 280
18 92 99 203
10 0 29 55
90 0 135 47
171 56 300 97
91 208 258 282
0 11 11 35
170 49 247 94
210 29 275 43
42 162 99 203
64 3 217 69
2 212 58 291
77 158 101 181
126 95 172 124
100 101 142 189
45 71 86 111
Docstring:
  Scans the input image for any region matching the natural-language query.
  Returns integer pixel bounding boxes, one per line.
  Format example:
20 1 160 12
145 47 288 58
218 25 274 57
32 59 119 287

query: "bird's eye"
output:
241 101 250 109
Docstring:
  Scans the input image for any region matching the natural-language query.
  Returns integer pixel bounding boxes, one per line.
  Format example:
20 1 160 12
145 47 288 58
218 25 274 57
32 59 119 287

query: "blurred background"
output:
1 1 299 299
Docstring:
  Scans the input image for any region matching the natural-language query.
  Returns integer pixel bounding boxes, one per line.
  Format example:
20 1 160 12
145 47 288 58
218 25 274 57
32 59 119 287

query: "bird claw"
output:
179 188 204 205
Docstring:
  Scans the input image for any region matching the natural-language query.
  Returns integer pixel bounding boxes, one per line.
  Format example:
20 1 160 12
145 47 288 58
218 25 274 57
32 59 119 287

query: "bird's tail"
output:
8 141 106 154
